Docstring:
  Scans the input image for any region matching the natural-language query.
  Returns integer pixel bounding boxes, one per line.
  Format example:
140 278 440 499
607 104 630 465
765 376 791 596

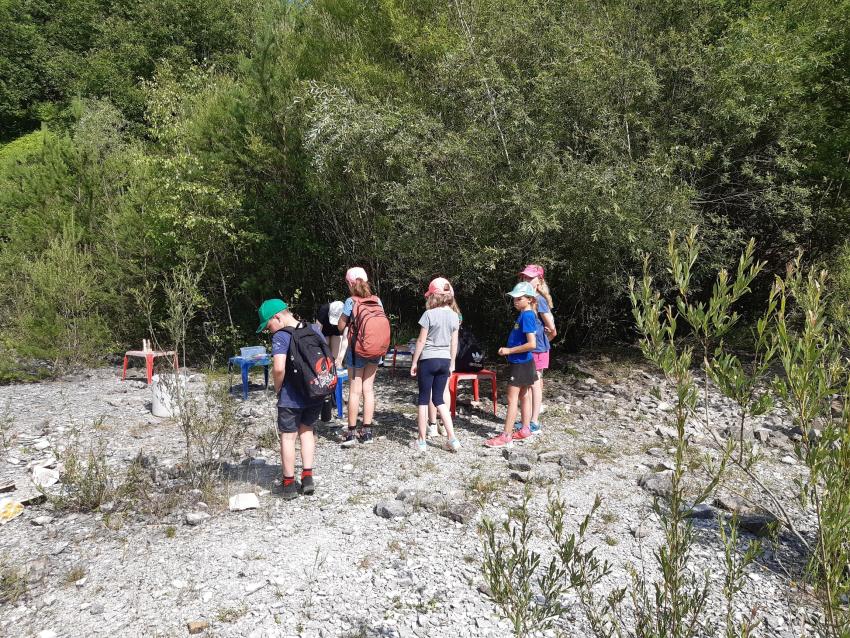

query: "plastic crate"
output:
240 346 266 358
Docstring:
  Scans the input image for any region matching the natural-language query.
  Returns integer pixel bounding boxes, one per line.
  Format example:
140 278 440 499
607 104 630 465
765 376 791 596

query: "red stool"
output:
448 369 498 417
122 350 178 384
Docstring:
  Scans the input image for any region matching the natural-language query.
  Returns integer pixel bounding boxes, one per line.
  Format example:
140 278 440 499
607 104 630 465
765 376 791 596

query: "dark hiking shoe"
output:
340 429 358 448
301 475 315 495
282 481 301 500
359 429 374 444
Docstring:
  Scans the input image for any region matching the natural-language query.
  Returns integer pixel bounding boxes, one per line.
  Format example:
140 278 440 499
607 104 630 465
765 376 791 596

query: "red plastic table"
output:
448 369 498 417
121 350 178 384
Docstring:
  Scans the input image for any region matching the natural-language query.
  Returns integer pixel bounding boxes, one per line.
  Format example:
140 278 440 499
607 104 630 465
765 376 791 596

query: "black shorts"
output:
277 404 322 433
507 360 537 387
321 323 341 338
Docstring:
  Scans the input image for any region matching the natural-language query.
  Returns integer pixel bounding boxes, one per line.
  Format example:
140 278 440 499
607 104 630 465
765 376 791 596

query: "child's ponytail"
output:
350 279 372 298
537 280 554 309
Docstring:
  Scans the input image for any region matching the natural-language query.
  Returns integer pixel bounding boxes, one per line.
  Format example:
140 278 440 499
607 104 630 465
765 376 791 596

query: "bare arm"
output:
272 353 286 394
541 312 556 339
410 326 428 376
449 329 458 372
499 333 537 357
335 316 350 368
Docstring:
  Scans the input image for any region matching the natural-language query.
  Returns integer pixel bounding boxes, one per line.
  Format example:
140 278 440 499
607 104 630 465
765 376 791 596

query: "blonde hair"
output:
537 279 554 309
426 291 454 309
450 299 462 316
349 279 372 298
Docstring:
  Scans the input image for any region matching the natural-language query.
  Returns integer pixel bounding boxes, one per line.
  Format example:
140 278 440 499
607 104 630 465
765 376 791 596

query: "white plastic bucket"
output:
151 374 186 418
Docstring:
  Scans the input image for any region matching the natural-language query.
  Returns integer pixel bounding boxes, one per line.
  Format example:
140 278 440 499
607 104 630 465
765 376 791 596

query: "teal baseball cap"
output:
256 299 288 333
507 282 536 298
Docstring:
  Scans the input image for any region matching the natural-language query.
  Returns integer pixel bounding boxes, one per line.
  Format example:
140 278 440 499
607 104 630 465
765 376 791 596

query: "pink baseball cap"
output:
424 277 454 298
519 264 545 279
345 266 368 285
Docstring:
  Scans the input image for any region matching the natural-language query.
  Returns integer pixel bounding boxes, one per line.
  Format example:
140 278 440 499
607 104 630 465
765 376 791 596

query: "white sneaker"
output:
427 422 438 438
445 438 461 452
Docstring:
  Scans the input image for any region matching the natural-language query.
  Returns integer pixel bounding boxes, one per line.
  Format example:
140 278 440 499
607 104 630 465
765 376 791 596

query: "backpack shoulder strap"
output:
285 322 312 337
349 297 364 330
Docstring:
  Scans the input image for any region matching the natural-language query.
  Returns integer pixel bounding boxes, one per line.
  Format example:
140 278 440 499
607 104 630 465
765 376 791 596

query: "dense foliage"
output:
1 0 849 372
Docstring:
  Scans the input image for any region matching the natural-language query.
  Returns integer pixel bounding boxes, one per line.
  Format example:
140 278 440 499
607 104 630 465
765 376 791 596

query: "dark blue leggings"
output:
417 358 450 406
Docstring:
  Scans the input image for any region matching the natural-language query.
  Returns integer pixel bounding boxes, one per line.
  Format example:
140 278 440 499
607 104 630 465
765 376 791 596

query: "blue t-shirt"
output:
506 310 537 364
533 294 552 353
272 326 325 408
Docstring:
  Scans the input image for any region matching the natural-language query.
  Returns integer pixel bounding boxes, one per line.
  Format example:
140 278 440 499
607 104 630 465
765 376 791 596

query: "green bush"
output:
1 0 849 367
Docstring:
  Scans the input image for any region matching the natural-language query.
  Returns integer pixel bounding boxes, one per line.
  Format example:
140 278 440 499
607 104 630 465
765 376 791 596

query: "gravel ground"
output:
0 356 827 637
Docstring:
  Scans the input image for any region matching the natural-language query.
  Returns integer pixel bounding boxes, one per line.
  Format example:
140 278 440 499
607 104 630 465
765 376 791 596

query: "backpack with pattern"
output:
455 325 485 372
281 324 338 400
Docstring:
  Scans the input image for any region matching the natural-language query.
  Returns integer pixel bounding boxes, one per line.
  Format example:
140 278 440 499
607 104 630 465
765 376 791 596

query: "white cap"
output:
328 301 344 326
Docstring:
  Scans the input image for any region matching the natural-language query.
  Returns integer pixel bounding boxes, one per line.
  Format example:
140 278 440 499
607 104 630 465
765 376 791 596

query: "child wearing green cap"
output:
257 298 321 500
485 282 537 448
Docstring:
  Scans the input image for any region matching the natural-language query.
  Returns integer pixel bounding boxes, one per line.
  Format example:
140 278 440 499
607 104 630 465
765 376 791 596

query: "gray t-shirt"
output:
418 307 460 360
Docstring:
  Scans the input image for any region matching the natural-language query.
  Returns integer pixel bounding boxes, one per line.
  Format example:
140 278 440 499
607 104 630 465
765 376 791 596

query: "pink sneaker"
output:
512 426 532 441
485 432 514 448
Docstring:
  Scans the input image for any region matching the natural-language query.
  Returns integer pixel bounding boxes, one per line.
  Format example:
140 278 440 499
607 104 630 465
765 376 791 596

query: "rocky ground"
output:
0 354 827 637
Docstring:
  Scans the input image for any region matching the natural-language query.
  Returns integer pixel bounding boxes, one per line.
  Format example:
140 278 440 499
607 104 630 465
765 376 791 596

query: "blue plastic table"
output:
228 355 271 400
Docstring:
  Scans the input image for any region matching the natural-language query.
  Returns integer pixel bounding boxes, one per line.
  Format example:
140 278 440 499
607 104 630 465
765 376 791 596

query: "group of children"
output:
255 264 556 499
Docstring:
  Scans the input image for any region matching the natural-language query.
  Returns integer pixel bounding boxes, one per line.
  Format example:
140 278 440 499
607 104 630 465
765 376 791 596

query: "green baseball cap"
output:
256 298 288 333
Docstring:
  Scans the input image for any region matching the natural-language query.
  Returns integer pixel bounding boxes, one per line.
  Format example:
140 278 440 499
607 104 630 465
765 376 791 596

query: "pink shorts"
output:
532 351 549 372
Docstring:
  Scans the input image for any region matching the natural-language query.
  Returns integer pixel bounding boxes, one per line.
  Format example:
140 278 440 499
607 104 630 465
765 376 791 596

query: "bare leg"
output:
531 372 543 423
435 404 455 440
328 335 341 360
417 405 428 441
298 425 314 469
279 432 297 479
519 387 531 428
361 363 379 424
347 367 361 428
519 386 534 428
502 385 520 435
429 381 451 428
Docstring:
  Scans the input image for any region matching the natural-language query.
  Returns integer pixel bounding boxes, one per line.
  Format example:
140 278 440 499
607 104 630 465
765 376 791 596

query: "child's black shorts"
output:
507 360 537 387
277 404 322 433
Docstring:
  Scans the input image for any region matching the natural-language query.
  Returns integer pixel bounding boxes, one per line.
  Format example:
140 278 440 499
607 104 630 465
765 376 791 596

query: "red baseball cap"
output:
425 277 454 298
519 264 545 279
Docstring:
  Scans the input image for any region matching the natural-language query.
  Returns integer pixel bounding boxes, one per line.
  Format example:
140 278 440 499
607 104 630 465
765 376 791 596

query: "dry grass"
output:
64 565 86 586
48 440 113 512
216 603 248 623
467 473 501 506
257 426 279 451
0 558 27 604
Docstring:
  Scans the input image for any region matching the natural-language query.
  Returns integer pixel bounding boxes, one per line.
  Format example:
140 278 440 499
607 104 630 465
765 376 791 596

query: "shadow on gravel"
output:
340 619 401 637
690 518 811 581
227 382 273 400
301 369 505 451
220 461 282 491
